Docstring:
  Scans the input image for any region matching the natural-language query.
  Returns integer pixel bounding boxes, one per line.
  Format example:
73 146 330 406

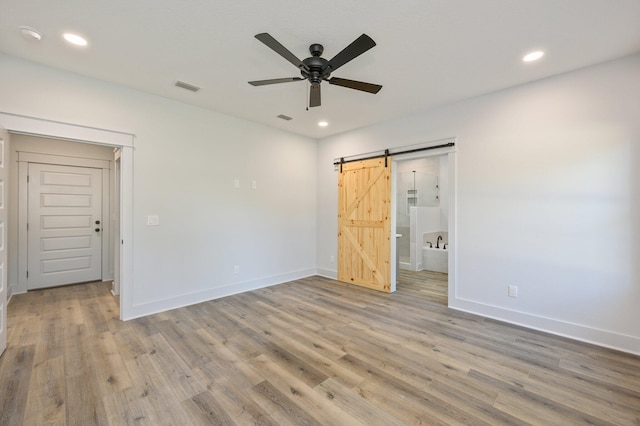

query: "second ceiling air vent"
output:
174 80 201 92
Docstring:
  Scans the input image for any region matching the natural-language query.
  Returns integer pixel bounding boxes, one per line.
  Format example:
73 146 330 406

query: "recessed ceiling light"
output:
318 121 328 127
523 51 544 62
63 33 88 46
19 26 42 41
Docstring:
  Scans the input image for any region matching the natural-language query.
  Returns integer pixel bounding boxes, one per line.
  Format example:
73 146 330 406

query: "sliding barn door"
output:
338 158 392 292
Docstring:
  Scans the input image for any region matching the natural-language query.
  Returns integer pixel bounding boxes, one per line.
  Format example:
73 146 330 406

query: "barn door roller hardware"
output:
333 142 455 167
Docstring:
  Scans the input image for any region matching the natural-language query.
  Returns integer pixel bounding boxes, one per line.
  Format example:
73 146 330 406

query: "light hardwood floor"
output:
398 269 448 306
1 275 639 425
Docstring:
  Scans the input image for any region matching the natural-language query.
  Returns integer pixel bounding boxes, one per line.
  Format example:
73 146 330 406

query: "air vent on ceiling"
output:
174 80 200 92
277 114 293 121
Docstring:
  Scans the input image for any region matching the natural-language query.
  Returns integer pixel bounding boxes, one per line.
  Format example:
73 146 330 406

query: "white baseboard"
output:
450 297 640 356
8 283 26 299
316 267 337 280
123 268 317 320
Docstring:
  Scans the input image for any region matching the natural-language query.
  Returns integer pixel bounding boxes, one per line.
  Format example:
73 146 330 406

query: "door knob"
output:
95 220 101 225
95 228 101 232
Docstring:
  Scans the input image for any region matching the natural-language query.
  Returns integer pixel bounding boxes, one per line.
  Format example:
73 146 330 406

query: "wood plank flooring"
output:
398 269 448 305
1 275 639 425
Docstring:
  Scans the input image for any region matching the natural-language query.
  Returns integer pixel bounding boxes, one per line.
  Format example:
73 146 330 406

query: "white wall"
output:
317 54 640 354
0 53 318 318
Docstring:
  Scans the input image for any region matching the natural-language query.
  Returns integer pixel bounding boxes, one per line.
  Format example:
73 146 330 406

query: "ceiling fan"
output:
249 33 382 108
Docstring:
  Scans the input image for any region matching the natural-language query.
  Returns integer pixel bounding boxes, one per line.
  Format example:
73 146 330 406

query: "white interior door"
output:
0 128 8 357
27 163 103 289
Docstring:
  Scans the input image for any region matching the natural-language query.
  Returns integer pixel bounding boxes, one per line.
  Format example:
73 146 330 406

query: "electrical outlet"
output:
508 285 518 298
329 255 335 263
233 265 239 274
251 180 257 189
234 179 240 188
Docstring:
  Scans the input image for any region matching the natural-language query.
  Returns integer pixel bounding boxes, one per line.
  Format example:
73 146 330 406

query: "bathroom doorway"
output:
392 146 454 306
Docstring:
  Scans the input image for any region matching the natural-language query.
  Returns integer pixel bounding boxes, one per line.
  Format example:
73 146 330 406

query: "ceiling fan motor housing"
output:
302 45 331 84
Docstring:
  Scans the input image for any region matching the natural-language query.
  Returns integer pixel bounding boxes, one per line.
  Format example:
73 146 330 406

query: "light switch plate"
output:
147 215 160 226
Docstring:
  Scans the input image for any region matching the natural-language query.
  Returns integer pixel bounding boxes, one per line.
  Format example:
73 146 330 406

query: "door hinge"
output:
27 223 29 231
27 175 30 183
26 271 29 278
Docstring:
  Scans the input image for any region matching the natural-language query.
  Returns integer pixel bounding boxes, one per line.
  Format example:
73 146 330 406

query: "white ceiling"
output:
1 0 639 139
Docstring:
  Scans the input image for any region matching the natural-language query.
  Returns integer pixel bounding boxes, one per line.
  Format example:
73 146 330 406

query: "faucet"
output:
436 235 443 248
443 243 448 250
426 241 432 248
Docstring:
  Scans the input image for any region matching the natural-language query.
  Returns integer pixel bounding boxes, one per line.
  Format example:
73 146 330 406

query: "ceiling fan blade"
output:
328 77 382 94
309 84 321 107
255 33 309 72
325 34 376 73
249 77 304 86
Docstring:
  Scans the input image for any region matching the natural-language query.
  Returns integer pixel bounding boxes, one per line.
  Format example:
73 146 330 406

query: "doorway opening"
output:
0 112 134 320
392 145 455 306
11 135 116 296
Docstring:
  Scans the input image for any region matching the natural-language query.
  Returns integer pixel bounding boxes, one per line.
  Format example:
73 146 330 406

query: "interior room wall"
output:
317 53 640 354
0 53 318 318
2 51 639 354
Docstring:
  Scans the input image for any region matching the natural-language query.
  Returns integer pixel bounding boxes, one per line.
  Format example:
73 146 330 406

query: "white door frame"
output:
0 128 9 357
0 112 134 320
392 139 456 306
112 149 121 296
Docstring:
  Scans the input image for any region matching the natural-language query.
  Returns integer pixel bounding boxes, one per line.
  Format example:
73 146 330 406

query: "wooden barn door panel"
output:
338 158 392 292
